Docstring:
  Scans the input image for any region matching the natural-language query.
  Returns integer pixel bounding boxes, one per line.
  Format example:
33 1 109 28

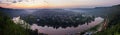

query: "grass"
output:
0 12 29 35
94 16 120 35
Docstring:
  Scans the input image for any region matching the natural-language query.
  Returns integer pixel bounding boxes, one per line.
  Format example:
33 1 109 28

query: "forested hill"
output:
70 5 120 18
94 13 120 35
0 5 120 18
93 5 120 35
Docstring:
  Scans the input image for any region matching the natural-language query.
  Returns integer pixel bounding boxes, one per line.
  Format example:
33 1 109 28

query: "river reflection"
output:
22 12 95 29
30 17 104 35
1 8 104 35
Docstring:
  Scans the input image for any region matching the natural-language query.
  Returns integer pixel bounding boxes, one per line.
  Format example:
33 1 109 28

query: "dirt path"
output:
98 16 109 32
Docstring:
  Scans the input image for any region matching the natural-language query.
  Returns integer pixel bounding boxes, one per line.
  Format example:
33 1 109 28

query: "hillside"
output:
0 12 29 35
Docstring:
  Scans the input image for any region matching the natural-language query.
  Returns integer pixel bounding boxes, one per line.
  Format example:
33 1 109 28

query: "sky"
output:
0 0 120 9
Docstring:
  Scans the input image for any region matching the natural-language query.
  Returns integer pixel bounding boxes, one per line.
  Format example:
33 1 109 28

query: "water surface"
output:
30 17 104 35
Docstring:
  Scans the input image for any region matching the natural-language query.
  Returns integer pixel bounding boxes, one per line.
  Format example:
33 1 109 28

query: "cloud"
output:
0 0 120 9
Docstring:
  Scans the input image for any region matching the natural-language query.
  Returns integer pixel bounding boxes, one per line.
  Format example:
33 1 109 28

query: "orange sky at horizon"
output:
0 0 120 9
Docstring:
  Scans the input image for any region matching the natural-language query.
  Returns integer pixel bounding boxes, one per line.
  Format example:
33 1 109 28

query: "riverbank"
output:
93 14 120 35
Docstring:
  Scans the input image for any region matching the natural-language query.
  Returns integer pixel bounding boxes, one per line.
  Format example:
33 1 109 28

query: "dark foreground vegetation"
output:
77 5 120 35
0 12 47 35
0 12 29 35
93 5 120 35
94 15 120 35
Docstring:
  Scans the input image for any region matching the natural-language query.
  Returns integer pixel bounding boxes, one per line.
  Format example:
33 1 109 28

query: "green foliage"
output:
0 12 29 35
94 22 120 35
94 15 120 35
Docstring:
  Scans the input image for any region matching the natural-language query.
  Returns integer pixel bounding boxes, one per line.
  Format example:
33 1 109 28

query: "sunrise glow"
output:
0 0 120 9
